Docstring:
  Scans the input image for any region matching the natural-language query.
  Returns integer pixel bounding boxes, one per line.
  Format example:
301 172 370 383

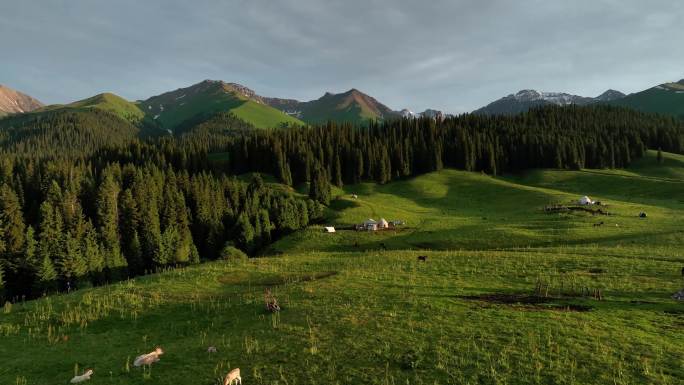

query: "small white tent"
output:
579 196 593 205
378 218 389 229
324 226 336 233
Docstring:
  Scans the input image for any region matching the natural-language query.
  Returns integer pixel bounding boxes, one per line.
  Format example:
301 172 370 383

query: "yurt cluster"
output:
357 218 404 231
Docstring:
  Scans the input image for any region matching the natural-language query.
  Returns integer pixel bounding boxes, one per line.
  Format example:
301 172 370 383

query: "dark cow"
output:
418 255 427 262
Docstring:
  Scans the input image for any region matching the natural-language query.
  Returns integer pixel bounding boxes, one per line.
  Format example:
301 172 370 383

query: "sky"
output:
1 0 683 113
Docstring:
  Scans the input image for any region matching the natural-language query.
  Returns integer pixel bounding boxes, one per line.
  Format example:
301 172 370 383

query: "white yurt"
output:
579 196 593 205
363 219 378 231
379 218 389 229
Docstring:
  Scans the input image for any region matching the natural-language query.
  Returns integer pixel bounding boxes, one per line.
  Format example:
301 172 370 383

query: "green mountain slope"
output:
265 88 399 125
38 92 144 123
611 80 684 119
140 80 304 130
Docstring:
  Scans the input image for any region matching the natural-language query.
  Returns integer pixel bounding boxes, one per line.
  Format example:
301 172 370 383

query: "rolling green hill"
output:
265 88 399 125
38 92 145 124
139 80 304 131
2 150 682 384
611 80 684 119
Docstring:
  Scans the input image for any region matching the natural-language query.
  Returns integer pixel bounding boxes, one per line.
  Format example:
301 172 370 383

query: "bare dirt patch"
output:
218 271 338 287
459 293 592 312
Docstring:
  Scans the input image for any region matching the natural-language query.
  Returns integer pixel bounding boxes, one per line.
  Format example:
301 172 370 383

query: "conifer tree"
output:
96 172 125 274
82 223 105 277
308 163 331 205
24 226 37 270
0 184 26 257
119 189 143 271
35 254 58 292
58 231 87 281
235 214 255 253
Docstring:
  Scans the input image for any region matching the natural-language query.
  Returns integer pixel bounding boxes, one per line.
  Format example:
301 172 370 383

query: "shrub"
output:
220 244 248 262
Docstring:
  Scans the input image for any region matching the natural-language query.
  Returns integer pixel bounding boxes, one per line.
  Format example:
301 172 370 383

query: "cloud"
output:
1 0 683 112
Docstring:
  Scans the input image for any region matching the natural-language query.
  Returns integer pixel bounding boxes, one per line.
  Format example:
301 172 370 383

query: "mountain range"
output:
2 78 684 130
473 89 626 115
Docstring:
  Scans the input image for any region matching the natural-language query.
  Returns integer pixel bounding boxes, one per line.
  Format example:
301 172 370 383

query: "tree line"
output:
96 105 683 192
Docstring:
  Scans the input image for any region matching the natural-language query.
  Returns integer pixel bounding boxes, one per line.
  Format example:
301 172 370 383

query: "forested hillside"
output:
0 109 141 157
0 104 682 300
103 105 682 189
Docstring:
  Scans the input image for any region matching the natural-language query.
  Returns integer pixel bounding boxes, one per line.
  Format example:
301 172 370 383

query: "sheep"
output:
224 368 241 385
134 347 164 367
70 369 93 383
207 346 217 353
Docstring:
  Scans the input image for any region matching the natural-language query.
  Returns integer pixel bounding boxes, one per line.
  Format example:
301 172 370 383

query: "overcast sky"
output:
1 0 683 113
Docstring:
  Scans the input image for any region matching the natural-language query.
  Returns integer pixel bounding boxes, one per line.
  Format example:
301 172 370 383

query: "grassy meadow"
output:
1 150 683 385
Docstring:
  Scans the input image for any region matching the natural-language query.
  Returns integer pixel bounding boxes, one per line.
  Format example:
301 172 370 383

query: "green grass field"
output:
1 150 683 385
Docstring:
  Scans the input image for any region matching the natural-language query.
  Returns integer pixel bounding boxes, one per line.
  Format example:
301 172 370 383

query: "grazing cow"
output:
380 242 387 250
207 346 217 353
70 369 93 383
134 347 164 367
264 288 281 312
593 221 604 227
681 266 684 277
224 368 241 385
418 255 427 262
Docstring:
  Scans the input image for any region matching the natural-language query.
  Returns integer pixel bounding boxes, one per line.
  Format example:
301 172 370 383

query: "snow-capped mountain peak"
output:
509 90 586 105
474 88 626 115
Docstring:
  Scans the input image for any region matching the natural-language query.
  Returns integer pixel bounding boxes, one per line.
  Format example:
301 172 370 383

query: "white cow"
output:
224 368 241 385
134 347 164 367
70 369 93 383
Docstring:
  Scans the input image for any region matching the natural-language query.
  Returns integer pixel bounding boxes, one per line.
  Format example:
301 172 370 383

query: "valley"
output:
1 150 683 385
